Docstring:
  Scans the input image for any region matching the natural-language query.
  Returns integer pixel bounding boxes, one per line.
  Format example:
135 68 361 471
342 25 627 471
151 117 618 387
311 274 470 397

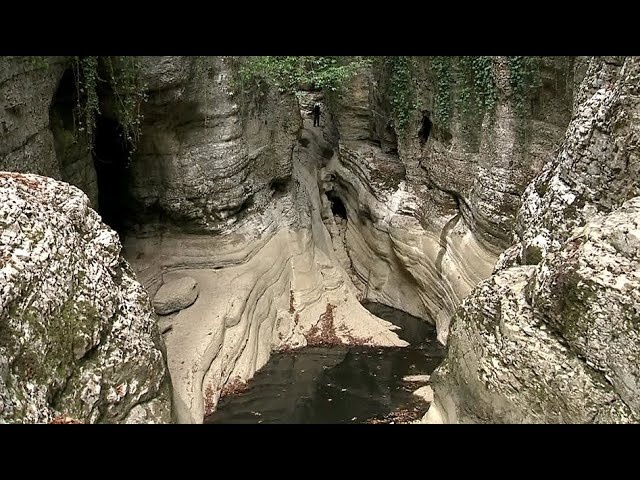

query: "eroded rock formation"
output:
4 55 631 425
429 56 640 424
0 173 172 423
319 57 575 343
121 57 408 423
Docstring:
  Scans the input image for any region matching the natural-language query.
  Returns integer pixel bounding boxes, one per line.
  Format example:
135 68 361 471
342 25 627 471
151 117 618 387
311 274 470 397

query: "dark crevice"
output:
269 176 291 198
418 110 433 144
321 146 334 159
92 115 133 239
49 67 134 240
240 194 254 212
435 214 462 278
326 190 347 220
298 137 310 148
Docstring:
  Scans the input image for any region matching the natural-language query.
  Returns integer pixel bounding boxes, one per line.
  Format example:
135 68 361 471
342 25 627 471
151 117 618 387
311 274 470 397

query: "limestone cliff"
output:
429 56 640 423
0 57 94 197
4 55 618 425
0 172 172 423
121 57 408 423
320 57 575 343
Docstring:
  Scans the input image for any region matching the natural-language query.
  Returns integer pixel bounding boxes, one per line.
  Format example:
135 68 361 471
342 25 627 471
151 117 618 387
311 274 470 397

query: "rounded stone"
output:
153 277 199 315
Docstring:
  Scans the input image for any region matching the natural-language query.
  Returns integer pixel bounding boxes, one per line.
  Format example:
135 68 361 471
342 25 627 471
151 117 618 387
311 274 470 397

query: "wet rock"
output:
153 276 199 315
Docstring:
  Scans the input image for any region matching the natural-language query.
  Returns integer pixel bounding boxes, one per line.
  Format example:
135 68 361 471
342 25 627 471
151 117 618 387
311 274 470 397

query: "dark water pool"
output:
204 302 446 424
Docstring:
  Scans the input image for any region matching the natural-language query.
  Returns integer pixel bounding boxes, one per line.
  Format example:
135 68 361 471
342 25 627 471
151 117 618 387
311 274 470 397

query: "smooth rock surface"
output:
320 57 575 343
403 374 430 383
153 276 199 315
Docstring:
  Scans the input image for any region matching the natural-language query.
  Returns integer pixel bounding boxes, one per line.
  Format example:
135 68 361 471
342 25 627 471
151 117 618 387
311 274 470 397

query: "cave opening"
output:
49 66 134 240
327 190 347 220
50 69 76 134
269 176 291 198
92 114 133 239
418 111 432 143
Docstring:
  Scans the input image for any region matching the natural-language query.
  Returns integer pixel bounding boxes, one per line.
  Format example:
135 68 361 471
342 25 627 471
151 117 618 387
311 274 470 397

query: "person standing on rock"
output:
313 102 321 127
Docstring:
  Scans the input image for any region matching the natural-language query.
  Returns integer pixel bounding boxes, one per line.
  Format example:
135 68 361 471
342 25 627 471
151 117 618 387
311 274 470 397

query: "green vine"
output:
382 56 421 134
507 56 542 113
432 56 453 126
73 56 100 146
27 56 48 70
230 56 371 96
72 56 147 162
432 56 498 131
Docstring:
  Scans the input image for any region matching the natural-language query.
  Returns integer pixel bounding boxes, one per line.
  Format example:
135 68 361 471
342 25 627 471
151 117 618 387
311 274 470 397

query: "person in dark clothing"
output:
313 103 321 127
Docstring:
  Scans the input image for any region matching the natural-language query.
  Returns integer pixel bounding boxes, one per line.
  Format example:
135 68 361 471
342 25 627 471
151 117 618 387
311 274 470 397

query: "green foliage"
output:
72 56 147 161
431 56 541 131
27 56 48 70
73 57 100 144
507 56 542 112
432 56 454 126
232 56 371 95
103 57 148 150
432 56 498 128
382 56 421 133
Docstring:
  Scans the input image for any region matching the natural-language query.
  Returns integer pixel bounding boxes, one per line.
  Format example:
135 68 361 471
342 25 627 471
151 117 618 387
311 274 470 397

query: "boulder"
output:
413 385 434 403
153 277 199 315
0 172 172 423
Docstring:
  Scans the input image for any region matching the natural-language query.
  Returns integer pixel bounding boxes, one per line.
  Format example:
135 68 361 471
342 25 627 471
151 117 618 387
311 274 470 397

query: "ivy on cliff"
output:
230 56 372 95
72 56 147 160
381 56 421 134
506 56 542 112
431 56 542 127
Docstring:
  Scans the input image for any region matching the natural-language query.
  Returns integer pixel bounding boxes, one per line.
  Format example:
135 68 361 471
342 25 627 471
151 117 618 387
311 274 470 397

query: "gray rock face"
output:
0 57 98 208
506 57 640 266
153 276 199 315
321 57 575 341
431 56 640 423
0 172 172 423
0 58 66 177
127 56 301 233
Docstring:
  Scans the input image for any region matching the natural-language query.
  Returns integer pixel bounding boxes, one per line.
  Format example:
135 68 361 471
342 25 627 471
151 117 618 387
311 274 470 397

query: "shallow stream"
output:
204 302 445 424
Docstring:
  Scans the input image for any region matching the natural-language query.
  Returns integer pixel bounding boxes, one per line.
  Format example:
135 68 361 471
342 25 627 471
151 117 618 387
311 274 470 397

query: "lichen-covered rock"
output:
0 172 172 423
430 56 640 424
511 56 640 264
153 276 199 315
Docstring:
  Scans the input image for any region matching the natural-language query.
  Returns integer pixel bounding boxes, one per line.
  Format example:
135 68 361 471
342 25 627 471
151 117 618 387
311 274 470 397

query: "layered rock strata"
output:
429 56 640 424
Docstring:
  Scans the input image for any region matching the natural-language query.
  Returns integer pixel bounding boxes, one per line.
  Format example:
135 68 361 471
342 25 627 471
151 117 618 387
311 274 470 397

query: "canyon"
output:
0 55 637 423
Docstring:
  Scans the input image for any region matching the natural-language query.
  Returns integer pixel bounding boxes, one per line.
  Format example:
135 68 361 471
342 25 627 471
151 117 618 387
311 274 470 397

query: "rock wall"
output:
1 55 592 424
0 56 98 207
126 56 300 233
0 173 172 423
429 56 640 423
120 58 408 423
321 57 575 342
1 57 67 179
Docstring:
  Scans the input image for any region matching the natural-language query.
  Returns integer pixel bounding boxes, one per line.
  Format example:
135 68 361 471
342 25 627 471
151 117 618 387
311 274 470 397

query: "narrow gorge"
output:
1 55 638 424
